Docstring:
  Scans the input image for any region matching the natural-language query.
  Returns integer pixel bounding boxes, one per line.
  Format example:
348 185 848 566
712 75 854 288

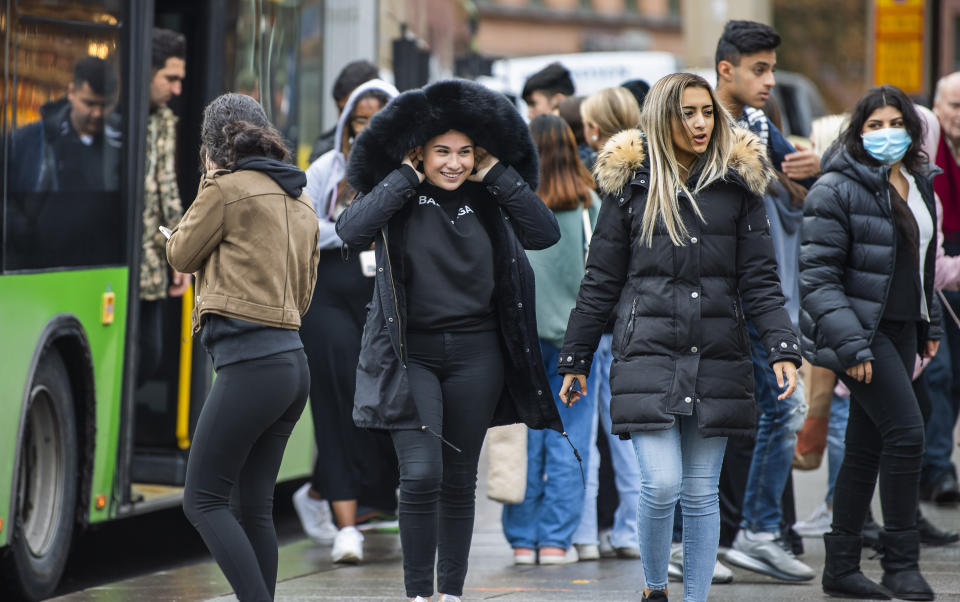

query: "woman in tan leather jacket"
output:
166 93 319 602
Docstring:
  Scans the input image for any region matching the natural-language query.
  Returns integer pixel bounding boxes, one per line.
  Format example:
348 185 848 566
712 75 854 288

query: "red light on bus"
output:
95 495 106 510
0 517 4 532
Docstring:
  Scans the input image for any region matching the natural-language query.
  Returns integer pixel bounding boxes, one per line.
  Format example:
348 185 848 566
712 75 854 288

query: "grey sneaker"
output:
724 530 815 581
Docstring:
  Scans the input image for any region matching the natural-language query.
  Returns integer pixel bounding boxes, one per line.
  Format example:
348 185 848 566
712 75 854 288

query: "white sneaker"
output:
668 543 734 584
440 596 462 602
793 502 832 538
538 546 579 565
574 543 600 561
725 530 815 581
412 597 429 602
598 528 616 558
331 526 364 563
292 484 338 544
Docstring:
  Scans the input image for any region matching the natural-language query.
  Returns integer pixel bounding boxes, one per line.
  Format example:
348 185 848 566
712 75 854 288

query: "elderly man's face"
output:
935 76 960 145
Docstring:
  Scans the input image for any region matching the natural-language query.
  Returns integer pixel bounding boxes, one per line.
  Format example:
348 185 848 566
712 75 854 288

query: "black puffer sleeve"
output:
737 190 802 366
335 167 419 250
799 179 874 368
557 194 630 375
484 164 560 250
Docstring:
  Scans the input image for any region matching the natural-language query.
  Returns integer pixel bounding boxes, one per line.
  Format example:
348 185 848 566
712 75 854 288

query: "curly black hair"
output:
200 93 289 168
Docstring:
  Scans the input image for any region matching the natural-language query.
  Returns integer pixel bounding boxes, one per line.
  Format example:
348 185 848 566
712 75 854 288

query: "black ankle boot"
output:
878 530 935 601
641 590 667 601
822 533 892 599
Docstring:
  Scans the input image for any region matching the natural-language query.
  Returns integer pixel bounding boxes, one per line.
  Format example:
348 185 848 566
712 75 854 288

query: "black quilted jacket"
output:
798 144 942 373
559 128 800 439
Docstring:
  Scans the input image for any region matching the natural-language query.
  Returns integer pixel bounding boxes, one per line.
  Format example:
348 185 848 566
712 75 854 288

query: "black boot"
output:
879 530 935 601
822 533 892 599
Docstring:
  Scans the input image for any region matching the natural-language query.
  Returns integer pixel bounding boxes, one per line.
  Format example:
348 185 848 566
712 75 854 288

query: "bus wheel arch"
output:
2 316 94 601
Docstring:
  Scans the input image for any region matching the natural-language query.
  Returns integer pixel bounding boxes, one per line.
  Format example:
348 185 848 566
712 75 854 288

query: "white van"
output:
478 51 681 116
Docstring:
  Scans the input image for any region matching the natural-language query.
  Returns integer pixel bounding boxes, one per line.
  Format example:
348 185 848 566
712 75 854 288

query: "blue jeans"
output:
632 415 727 602
501 340 596 550
572 334 641 549
825 394 850 506
922 289 960 486
740 322 808 534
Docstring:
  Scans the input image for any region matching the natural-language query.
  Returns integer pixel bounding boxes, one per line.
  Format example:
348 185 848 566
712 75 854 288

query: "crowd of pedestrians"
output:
153 16 960 602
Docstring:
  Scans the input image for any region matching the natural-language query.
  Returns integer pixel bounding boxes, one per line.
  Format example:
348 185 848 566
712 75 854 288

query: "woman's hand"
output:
845 360 873 384
467 146 500 182
773 361 798 400
401 148 425 184
923 339 940 359
559 374 587 407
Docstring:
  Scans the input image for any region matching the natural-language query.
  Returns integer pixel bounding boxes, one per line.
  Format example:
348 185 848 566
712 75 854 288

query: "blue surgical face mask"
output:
861 127 912 165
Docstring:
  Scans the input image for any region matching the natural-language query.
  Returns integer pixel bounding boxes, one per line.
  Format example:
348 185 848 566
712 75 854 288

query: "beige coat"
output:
167 169 320 332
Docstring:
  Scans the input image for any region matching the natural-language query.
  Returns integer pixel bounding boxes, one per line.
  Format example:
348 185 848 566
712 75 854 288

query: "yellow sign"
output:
873 0 925 94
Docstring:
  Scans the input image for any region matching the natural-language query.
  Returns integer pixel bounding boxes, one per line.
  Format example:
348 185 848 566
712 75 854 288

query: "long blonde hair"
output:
639 73 734 247
580 87 641 145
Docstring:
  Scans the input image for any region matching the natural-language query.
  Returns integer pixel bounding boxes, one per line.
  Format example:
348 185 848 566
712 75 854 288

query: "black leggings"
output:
835 320 925 535
183 350 310 601
300 250 397 506
392 330 504 598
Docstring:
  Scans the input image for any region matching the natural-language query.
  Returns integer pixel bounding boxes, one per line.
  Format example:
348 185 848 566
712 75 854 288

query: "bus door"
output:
127 1 224 494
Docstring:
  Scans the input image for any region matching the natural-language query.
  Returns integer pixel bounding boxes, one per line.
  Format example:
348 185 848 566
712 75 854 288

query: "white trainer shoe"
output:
440 596 462 602
331 525 364 563
793 502 832 538
292 483 338 544
668 542 734 584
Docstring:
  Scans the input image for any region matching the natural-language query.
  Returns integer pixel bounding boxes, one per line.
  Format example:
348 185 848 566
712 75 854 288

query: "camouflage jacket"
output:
140 106 183 300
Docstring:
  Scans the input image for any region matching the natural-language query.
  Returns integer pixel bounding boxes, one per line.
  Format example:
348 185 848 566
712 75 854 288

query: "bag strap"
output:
938 289 960 330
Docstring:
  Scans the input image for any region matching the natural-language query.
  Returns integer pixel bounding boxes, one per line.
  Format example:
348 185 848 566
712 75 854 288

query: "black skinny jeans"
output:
392 330 504 598
835 320 925 536
183 350 310 601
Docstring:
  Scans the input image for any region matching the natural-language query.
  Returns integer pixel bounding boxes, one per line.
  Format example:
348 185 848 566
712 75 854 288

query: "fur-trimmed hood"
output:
346 79 538 194
592 126 773 198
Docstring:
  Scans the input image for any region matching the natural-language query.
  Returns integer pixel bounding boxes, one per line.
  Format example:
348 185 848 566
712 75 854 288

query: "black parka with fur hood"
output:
798 144 942 373
336 79 564 436
558 128 801 438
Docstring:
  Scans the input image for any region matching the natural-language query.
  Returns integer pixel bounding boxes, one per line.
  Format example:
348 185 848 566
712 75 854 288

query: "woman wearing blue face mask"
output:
799 85 941 601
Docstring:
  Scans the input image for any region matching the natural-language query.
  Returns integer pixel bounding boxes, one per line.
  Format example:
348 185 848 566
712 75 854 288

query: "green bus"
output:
0 1 324 599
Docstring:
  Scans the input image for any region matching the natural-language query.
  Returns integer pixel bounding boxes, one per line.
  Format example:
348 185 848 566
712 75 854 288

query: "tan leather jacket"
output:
167 169 320 333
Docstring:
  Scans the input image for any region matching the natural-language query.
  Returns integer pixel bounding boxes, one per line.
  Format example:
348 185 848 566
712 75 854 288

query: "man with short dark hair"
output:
521 62 574 120
711 19 817 584
138 27 189 386
10 55 121 192
308 59 380 162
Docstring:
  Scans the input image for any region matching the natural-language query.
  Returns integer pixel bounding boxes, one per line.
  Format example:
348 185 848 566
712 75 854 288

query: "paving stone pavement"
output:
55 444 960 601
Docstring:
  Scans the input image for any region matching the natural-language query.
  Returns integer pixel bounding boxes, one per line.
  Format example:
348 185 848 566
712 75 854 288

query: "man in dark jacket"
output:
712 20 816 582
10 56 120 193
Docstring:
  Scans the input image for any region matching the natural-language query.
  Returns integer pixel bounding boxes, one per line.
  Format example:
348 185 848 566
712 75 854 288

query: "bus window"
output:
3 2 125 271
223 0 324 168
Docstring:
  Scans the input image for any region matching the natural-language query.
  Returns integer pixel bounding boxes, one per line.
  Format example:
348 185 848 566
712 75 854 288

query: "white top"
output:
901 166 933 320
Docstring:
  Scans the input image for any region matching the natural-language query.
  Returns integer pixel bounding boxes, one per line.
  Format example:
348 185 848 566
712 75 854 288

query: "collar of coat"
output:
592 126 774 201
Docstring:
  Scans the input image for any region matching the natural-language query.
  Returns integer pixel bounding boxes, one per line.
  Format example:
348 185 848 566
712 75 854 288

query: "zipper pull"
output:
422 425 462 453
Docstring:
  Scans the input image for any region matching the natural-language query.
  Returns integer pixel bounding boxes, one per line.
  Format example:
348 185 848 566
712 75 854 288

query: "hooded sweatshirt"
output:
305 79 400 250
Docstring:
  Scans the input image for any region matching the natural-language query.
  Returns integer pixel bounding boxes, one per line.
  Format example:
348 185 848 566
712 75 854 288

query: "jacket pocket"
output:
733 299 748 352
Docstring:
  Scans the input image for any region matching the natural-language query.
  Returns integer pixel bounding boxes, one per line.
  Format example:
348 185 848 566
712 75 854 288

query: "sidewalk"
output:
56 445 960 601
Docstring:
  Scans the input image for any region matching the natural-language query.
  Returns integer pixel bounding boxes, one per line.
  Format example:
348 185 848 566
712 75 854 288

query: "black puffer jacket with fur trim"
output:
558 128 800 438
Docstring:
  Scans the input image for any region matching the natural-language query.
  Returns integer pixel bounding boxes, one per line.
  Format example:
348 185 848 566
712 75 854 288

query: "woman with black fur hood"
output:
336 79 562 602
